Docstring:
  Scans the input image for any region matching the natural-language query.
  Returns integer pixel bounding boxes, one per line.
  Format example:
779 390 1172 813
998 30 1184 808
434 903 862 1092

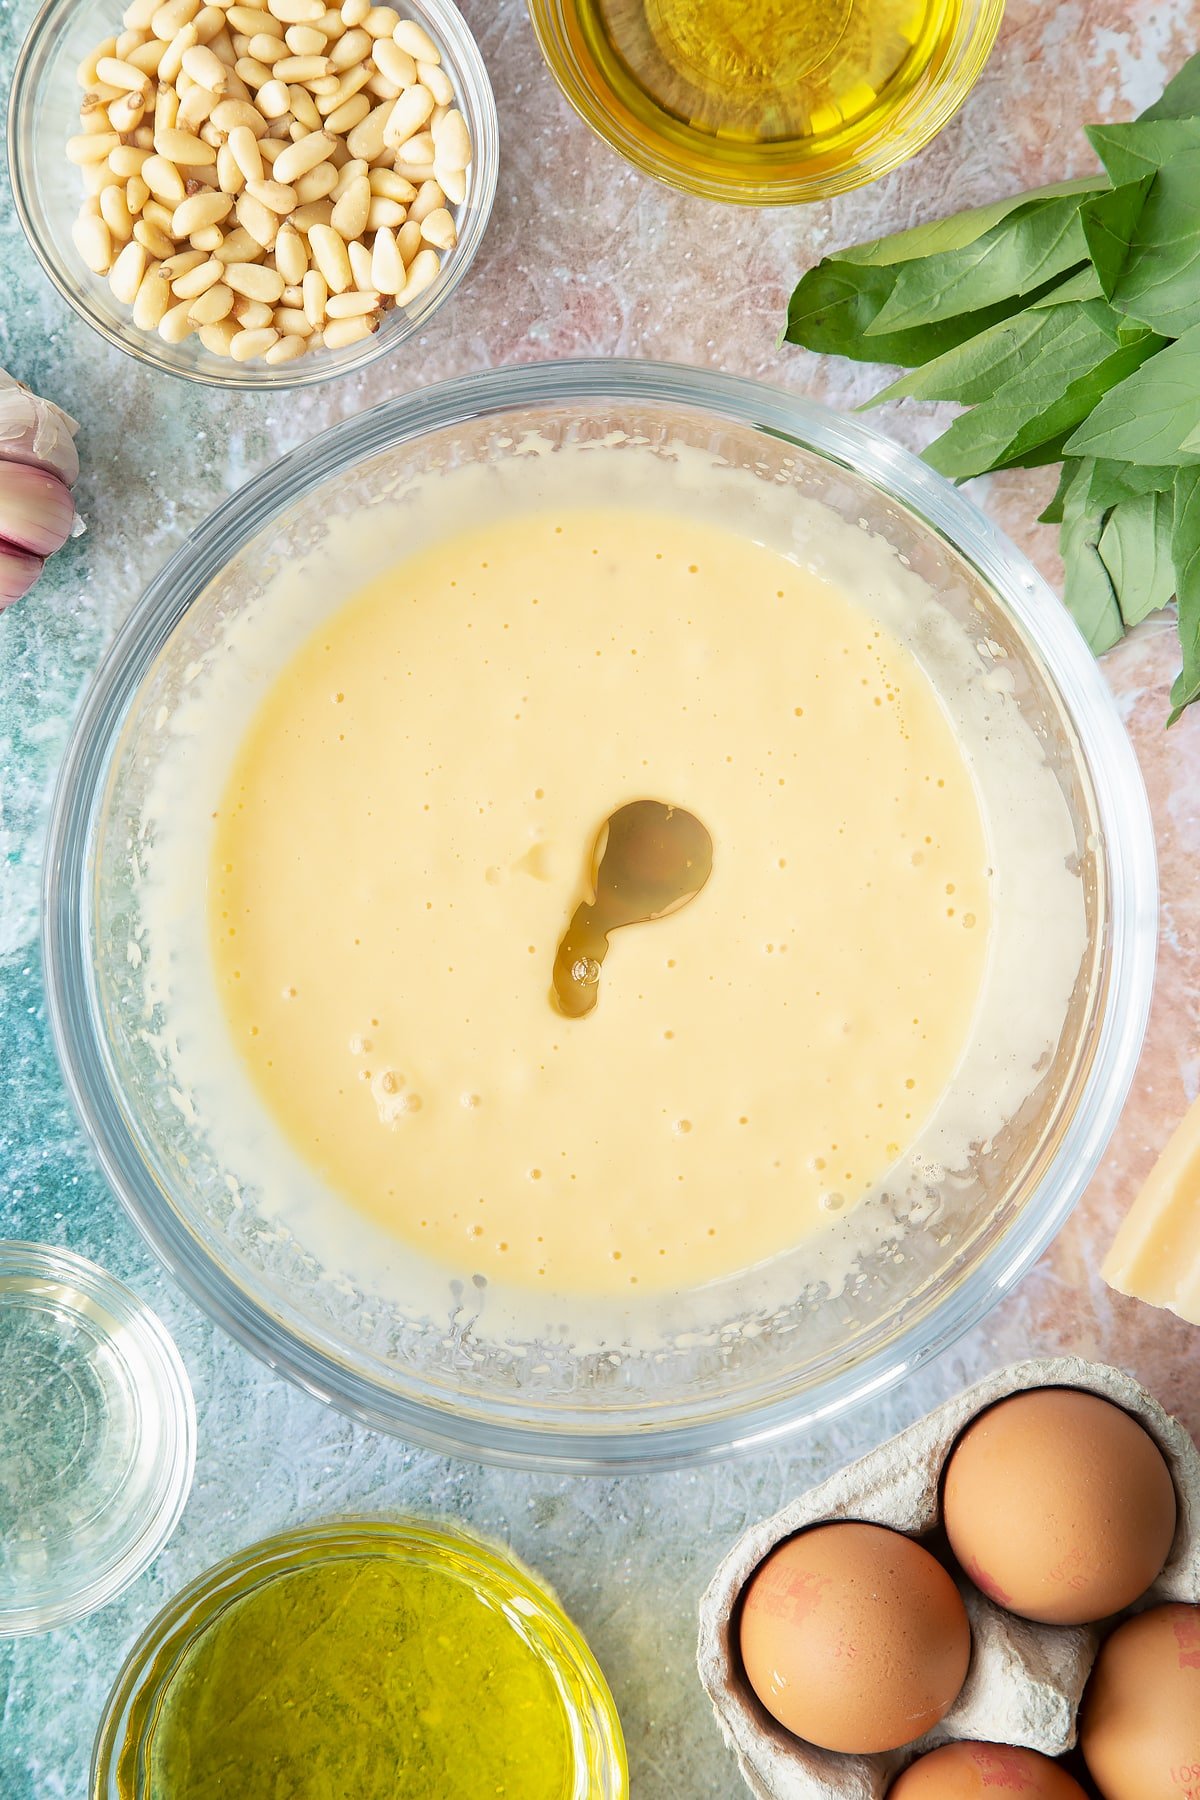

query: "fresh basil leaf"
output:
1027 266 1105 307
1086 117 1200 185
1065 325 1200 464
1080 175 1155 295
921 311 1162 482
1140 51 1200 122
832 179 1103 268
1104 152 1200 337
989 433 1075 473
1086 458 1178 510
1060 462 1124 653
866 198 1090 335
1098 490 1177 625
1169 466 1200 723
865 308 1063 408
1040 458 1087 525
784 258 1042 366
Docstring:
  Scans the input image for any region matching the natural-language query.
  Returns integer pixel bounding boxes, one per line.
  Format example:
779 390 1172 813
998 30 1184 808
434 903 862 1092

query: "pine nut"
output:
230 324 279 357
97 53 152 90
246 176 298 211
294 160 338 201
322 312 374 346
371 39 414 86
274 305 313 333
127 172 151 209
368 165 414 199
233 296 274 326
109 143 152 175
217 141 245 190
152 0 199 37
173 187 233 233
156 126 216 163
291 199 333 230
256 76 291 115
325 285 377 316
285 22 326 52
177 81 217 128
126 37 168 73
225 123 262 179
318 4 345 31
418 60 450 105
134 217 176 257
153 81 180 133
363 72 399 102
181 41 228 88
418 204 454 249
324 93 369 134
236 189 279 245
199 319 239 353
142 152 186 200
392 18 436 61
382 82 431 148
143 197 178 232
406 175 441 221
339 96 384 157
73 209 114 271
188 278 235 321
264 331 306 362
398 243 437 303
213 225 262 259
158 298 196 340
267 0 324 20
272 53 331 80
434 161 464 205
302 266 327 322
273 220 307 281
309 74 341 95
82 162 112 195
363 5 397 34
328 24 369 66
108 89 147 131
341 0 368 24
225 259 285 299
109 239 148 301
318 63 373 114
124 0 158 30
394 127 433 165
279 281 305 305
347 236 372 286
158 23 198 84
172 254 223 294
370 223 403 292
159 246 207 276
288 82 323 127
227 4 278 28
308 221 352 290
100 181 135 240
271 128 334 182
365 195 404 229
212 96 268 131
395 217 420 263
430 106 469 170
133 263 172 326
68 132 121 163
330 154 366 196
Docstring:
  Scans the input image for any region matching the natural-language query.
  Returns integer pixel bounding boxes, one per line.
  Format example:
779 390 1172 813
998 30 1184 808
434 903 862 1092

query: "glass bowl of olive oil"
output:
528 0 1004 203
92 1517 628 1800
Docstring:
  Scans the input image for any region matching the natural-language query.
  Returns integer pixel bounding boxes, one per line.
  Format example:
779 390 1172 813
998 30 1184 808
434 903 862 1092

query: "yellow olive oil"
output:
564 0 973 192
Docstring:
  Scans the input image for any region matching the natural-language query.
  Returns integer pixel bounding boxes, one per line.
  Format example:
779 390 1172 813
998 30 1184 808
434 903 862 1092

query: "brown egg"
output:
942 1388 1176 1625
1081 1603 1200 1799
737 1521 971 1754
888 1742 1088 1798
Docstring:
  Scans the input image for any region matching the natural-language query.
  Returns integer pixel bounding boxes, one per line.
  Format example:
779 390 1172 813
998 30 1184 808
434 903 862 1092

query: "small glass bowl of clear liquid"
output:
0 1243 195 1635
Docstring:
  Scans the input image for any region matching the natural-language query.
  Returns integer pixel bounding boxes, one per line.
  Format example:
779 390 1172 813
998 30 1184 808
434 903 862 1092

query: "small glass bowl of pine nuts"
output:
8 0 497 385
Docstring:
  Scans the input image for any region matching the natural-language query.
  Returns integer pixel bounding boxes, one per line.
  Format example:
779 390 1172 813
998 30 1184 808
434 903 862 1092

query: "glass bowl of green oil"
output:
91 1517 628 1800
528 0 1004 203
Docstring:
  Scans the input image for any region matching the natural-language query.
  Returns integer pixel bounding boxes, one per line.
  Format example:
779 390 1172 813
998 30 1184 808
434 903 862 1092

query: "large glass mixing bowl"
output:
43 361 1157 1472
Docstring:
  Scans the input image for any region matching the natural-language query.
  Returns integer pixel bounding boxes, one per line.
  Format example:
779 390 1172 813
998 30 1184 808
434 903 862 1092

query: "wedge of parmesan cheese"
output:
1104 1091 1200 1323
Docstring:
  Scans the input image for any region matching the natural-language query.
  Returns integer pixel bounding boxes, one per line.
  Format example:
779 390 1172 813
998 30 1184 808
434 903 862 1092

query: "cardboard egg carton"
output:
697 1358 1200 1799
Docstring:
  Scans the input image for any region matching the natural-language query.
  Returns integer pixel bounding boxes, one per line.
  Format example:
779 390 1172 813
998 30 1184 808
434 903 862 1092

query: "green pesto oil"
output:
143 1555 575 1799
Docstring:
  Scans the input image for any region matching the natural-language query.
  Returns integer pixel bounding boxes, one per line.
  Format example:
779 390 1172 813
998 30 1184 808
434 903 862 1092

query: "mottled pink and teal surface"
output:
2 3 1199 1795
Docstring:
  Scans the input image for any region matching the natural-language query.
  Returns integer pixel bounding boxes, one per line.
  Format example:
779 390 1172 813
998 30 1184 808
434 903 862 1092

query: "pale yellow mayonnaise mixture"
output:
209 506 991 1295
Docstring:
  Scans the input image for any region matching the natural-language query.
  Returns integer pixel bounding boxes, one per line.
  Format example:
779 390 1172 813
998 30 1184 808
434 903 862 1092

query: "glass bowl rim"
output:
90 1513 629 1798
524 0 1006 206
0 1239 196 1636
41 357 1158 1472
6 0 500 390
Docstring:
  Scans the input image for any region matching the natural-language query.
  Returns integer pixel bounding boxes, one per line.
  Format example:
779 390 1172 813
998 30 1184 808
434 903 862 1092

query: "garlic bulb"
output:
0 366 82 611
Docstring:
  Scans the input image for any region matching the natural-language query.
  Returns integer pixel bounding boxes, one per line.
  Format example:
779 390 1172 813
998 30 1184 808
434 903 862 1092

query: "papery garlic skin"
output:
0 541 45 610
0 368 80 489
0 463 76 558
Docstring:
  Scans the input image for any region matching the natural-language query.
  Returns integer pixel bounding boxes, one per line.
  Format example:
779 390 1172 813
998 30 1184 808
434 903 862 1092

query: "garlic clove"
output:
0 368 81 489
0 540 46 611
0 462 76 558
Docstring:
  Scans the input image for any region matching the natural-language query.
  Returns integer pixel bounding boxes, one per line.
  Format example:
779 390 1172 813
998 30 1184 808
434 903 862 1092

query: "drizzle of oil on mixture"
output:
208 506 992 1297
575 0 964 150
